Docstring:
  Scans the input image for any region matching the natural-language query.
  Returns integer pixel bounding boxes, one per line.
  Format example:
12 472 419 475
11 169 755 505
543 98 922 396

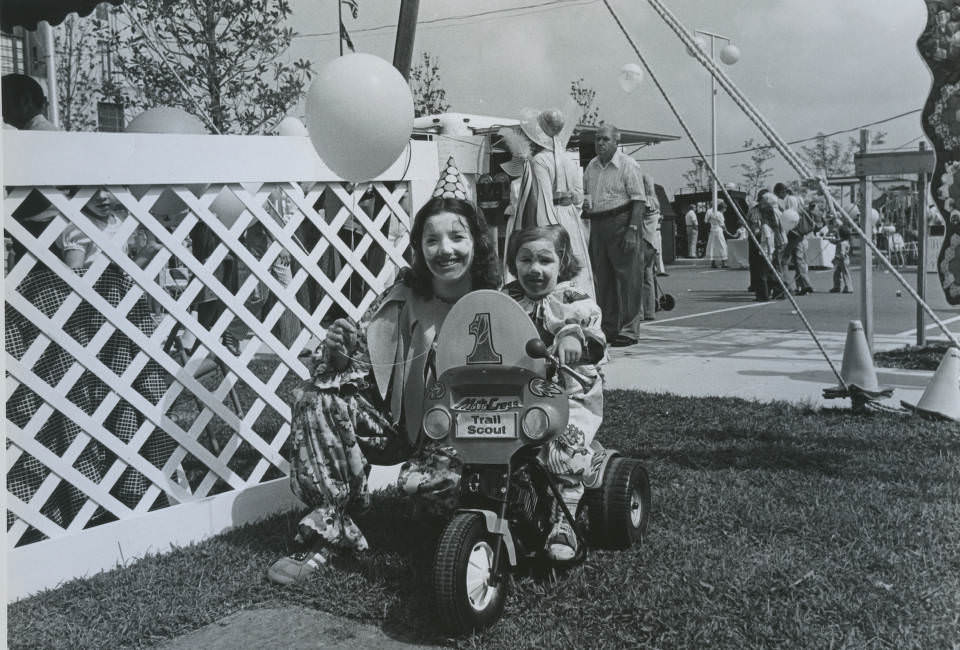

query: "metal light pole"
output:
690 30 740 217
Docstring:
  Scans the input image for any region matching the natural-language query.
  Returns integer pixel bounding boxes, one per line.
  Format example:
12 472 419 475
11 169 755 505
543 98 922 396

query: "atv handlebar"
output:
525 338 592 390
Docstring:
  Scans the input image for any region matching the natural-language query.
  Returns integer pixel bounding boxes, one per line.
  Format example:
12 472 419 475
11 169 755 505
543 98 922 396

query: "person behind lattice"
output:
503 226 606 563
499 101 595 300
7 189 174 529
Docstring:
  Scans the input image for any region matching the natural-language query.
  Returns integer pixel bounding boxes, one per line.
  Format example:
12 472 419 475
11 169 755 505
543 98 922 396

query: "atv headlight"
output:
423 407 451 440
522 407 550 440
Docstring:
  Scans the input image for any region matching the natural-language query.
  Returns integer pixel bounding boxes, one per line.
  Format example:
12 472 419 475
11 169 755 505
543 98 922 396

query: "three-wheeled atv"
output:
420 290 651 634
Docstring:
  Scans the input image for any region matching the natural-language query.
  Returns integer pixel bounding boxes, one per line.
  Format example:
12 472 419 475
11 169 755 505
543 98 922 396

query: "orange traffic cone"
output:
901 346 960 422
823 320 893 402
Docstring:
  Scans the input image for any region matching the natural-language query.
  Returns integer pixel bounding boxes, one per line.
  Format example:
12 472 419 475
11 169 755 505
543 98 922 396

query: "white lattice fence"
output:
3 131 440 598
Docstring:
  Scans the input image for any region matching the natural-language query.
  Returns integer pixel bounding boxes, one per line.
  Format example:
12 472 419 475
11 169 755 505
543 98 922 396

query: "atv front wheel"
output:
433 512 510 634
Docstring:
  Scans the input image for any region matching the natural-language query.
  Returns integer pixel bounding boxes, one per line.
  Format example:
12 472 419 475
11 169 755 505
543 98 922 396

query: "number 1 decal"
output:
466 312 502 365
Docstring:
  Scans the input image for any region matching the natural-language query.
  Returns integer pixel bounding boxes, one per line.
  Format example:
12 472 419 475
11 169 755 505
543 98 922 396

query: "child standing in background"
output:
830 226 853 294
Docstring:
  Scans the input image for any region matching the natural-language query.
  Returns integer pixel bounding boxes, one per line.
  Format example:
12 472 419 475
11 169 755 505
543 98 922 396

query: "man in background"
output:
583 124 647 346
684 204 699 258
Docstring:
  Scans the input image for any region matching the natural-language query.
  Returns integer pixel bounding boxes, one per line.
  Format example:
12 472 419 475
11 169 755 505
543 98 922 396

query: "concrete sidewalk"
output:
603 324 931 408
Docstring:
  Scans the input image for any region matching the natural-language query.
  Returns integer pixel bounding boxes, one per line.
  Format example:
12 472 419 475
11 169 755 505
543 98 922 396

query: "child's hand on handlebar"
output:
556 335 583 366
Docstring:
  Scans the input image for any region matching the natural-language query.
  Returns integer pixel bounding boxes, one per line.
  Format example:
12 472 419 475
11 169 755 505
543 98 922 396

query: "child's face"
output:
515 237 559 298
421 211 475 284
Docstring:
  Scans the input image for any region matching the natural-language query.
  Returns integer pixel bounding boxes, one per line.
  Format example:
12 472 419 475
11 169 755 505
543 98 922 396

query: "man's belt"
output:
584 202 632 219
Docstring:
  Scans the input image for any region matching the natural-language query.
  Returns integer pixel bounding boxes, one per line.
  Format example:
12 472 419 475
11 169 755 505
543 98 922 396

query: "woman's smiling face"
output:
421 211 475 284
515 237 559 298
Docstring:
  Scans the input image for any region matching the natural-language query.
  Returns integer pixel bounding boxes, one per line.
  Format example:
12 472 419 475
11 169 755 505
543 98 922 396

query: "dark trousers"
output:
589 212 641 339
748 239 769 300
637 240 657 320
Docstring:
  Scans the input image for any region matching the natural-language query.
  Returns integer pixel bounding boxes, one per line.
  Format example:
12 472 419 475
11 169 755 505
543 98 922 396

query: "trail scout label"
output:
452 396 521 412
455 412 518 439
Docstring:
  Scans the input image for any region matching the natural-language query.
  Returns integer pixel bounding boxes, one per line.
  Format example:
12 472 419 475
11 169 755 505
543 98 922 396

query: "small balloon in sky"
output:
719 43 741 65
618 63 644 93
305 53 414 182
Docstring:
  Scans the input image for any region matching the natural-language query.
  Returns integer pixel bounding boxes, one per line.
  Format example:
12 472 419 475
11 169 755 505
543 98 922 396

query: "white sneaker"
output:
546 518 578 562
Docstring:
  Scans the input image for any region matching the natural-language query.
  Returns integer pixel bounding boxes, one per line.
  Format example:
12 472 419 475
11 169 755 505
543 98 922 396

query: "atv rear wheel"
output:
586 457 650 549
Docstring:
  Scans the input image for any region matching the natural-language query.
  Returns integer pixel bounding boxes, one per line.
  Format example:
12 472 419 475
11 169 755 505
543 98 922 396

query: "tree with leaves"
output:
800 131 886 177
682 158 709 192
569 77 599 126
409 51 450 117
55 11 126 131
113 0 312 134
738 138 775 200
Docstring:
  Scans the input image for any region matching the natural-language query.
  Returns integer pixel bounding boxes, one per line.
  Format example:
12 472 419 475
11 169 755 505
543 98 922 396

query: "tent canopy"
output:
1 0 122 31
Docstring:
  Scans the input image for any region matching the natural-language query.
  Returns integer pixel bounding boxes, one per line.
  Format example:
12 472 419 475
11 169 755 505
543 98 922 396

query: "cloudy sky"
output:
286 0 930 196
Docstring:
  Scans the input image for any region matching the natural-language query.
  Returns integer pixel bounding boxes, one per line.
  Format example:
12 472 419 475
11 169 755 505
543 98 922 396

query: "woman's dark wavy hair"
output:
400 196 501 298
505 225 583 283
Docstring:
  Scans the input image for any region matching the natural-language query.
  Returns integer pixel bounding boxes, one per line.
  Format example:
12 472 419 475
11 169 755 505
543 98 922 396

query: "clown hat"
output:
433 156 471 200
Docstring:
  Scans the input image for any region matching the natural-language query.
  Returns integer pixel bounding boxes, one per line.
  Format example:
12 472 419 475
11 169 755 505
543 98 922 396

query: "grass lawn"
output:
8 391 960 649
874 341 955 371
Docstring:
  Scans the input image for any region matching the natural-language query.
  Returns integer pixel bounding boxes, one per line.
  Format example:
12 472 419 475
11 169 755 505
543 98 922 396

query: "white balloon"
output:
720 43 741 65
305 53 414 182
618 63 644 93
276 116 308 136
125 107 206 134
781 208 800 232
126 107 207 218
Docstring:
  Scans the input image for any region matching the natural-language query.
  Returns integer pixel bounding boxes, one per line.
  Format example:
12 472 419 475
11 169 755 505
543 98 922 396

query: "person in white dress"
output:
704 200 729 268
500 105 595 299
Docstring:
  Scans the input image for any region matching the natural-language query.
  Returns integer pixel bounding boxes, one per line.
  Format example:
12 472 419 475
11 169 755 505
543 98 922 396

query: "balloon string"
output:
311 345 434 369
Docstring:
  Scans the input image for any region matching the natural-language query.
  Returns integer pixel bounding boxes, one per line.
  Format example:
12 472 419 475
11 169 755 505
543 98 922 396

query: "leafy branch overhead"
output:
569 77 599 126
409 51 451 118
114 0 313 134
738 138 774 200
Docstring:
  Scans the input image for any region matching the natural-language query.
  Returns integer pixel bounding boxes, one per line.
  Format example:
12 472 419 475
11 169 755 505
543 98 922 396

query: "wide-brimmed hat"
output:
517 100 580 153
499 155 525 178
519 108 560 151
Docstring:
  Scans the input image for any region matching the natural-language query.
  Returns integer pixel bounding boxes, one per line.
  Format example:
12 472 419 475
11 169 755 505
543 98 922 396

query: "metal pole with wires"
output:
689 30 739 219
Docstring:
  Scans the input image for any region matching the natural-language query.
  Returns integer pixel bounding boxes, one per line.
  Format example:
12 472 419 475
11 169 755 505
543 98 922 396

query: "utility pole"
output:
392 0 420 79
858 129 874 351
917 141 928 346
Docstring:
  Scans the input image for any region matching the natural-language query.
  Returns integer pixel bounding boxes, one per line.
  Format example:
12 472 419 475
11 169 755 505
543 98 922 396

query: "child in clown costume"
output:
503 225 607 562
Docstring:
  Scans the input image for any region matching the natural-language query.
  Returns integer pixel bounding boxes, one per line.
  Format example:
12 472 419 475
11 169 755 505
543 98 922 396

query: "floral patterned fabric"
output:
288 282 464 552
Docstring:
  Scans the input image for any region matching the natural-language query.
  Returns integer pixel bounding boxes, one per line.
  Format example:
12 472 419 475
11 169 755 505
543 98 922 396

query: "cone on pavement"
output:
901 346 960 422
823 320 893 403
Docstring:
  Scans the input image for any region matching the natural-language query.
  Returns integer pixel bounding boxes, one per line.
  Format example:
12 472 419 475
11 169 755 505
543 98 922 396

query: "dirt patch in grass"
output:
8 391 960 649
874 341 955 371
